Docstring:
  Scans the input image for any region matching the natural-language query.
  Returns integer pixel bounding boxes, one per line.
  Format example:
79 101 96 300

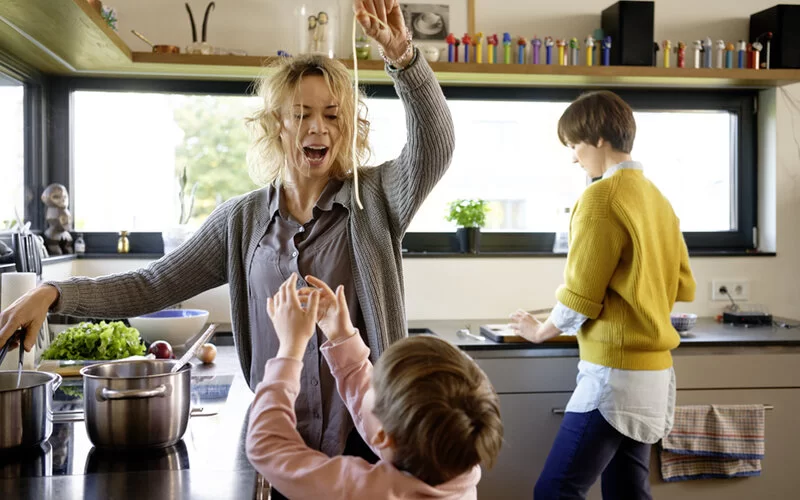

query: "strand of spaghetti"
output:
352 14 363 209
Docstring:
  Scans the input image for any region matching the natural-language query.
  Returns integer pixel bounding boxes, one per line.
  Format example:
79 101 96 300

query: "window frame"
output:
49 76 758 256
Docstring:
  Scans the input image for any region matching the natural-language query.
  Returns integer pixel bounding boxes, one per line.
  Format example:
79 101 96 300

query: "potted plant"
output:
445 199 489 254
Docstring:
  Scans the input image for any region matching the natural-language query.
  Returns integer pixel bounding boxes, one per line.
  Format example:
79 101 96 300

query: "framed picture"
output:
400 0 475 43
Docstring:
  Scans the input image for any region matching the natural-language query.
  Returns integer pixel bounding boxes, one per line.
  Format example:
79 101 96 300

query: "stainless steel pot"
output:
80 360 190 450
0 371 62 450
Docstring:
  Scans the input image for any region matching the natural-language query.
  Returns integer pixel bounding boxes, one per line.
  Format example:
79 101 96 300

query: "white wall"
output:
80 0 800 322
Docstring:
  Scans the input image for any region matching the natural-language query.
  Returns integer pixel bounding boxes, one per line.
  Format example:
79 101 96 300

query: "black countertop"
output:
408 316 800 353
0 347 260 500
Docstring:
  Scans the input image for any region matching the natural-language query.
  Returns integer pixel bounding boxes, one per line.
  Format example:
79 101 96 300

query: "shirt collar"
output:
268 179 349 221
602 160 643 180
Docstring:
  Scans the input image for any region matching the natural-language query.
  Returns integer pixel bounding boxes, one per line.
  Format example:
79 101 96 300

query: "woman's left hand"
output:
509 309 544 343
354 0 411 63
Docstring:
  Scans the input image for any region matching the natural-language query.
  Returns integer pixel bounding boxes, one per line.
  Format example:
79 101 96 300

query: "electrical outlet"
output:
711 280 750 302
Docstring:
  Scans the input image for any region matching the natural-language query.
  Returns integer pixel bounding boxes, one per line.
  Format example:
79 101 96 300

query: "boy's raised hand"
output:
267 273 319 361
298 275 357 343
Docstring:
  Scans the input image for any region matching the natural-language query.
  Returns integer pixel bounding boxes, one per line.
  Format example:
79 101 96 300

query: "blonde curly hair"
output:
246 54 371 186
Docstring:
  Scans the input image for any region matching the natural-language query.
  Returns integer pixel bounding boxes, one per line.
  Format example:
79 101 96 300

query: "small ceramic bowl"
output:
421 45 440 63
128 309 209 347
671 313 697 334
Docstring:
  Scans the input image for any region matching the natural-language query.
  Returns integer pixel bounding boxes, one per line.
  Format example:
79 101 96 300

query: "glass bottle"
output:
552 207 571 254
298 3 338 58
74 233 86 254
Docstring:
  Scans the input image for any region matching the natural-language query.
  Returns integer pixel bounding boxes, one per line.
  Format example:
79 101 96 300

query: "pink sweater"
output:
246 334 481 499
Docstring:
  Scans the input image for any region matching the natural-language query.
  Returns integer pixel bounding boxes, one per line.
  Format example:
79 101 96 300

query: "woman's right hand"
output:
0 285 59 351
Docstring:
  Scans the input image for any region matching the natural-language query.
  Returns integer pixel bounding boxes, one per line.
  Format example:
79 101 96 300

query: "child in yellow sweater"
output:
509 90 696 499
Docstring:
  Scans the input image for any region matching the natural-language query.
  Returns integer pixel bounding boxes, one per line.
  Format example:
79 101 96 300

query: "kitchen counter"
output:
0 347 261 500
409 316 800 356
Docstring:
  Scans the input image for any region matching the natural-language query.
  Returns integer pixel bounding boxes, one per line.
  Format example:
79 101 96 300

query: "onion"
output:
197 343 216 364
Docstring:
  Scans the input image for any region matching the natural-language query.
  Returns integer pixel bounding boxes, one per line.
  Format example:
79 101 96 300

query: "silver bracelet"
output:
379 30 414 68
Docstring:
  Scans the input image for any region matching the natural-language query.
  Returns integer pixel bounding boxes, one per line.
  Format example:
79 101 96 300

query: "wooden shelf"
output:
3 0 800 88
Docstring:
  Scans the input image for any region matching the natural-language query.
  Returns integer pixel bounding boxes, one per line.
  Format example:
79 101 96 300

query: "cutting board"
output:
37 359 103 377
479 324 578 344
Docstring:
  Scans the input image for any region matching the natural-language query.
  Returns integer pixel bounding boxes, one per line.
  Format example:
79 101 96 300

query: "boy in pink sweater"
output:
246 273 503 499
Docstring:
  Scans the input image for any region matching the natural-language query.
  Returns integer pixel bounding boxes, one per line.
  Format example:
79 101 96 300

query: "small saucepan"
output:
131 29 180 54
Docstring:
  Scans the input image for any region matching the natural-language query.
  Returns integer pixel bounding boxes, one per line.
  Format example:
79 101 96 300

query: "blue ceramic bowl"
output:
128 309 209 346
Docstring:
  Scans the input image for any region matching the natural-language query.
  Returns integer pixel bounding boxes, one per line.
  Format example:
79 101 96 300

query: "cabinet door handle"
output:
552 405 772 416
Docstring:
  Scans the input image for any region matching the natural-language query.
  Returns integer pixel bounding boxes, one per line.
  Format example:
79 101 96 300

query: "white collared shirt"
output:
552 160 675 444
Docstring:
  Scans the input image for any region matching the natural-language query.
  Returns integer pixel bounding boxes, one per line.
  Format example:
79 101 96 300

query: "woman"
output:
510 90 695 499
0 0 453 469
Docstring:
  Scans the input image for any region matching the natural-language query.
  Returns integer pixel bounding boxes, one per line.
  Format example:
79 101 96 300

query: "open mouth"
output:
303 146 329 164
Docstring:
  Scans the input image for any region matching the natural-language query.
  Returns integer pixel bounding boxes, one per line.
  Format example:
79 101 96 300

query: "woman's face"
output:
280 75 342 181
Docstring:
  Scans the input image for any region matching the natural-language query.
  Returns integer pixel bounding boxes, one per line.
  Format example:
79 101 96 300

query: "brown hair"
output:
371 335 503 486
557 90 636 153
245 54 371 185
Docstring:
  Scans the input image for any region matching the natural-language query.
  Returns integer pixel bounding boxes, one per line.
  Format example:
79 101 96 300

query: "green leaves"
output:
41 321 146 360
445 199 490 228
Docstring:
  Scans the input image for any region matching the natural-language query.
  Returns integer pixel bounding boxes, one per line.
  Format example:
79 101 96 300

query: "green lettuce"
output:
41 321 146 360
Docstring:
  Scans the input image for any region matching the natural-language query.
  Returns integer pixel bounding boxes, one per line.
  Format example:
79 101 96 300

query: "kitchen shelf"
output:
3 0 800 88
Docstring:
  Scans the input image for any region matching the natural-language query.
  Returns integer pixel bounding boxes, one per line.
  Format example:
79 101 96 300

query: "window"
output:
365 86 756 252
72 89 259 231
65 79 755 253
0 77 24 230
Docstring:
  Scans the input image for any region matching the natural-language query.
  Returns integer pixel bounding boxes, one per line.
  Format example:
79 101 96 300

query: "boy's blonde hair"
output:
246 54 371 185
372 335 503 486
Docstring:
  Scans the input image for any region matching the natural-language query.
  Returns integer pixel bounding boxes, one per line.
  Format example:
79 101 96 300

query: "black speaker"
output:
601 1 655 66
749 4 800 69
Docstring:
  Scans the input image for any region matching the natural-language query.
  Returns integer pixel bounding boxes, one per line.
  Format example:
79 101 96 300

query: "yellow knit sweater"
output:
556 168 696 370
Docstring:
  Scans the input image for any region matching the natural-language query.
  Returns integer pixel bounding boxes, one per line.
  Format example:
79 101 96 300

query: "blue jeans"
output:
534 409 652 500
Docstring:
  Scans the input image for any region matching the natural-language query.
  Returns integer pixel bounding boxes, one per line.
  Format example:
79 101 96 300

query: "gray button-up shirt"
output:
248 179 367 457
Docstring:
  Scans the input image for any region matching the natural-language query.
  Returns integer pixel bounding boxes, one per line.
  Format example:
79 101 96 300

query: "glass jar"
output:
297 3 338 58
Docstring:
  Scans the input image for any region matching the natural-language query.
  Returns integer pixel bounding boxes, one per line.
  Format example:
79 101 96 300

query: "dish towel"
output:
660 404 766 482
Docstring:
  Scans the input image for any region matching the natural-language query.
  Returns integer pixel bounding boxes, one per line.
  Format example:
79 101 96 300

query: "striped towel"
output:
660 404 765 482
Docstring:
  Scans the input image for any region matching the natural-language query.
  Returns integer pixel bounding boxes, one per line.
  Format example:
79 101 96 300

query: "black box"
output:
601 1 655 66
722 310 773 326
749 4 800 69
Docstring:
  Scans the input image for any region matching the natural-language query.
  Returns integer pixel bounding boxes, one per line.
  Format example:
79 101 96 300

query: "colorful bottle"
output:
662 40 671 68
517 36 527 64
676 41 686 68
487 34 498 64
446 33 457 62
545 36 554 65
474 32 483 63
585 35 595 66
601 36 611 65
461 33 472 62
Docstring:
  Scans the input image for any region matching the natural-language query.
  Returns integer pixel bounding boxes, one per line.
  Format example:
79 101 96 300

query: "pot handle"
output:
101 384 167 400
51 373 62 393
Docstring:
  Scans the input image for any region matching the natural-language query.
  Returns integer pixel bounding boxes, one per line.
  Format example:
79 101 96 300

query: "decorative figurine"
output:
474 32 483 63
41 183 73 255
703 37 712 68
569 38 579 66
653 42 660 67
693 40 702 68
715 40 726 69
316 11 329 53
752 41 763 70
531 36 542 64
585 35 595 66
737 40 746 68
117 230 130 254
503 33 512 64
461 33 472 62
662 40 671 68
487 34 498 64
446 33 457 62
517 36 527 64
725 42 735 68
676 41 686 68
601 36 611 66
545 36 554 65
556 39 566 66
308 15 318 52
